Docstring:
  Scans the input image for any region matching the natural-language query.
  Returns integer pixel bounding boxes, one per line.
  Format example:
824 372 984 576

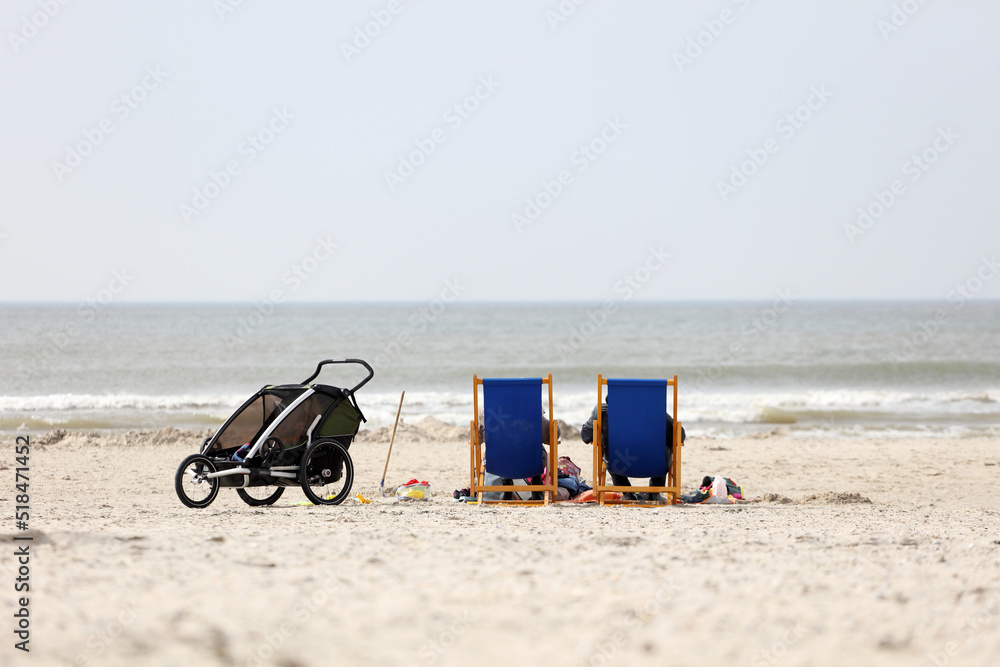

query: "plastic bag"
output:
703 475 732 504
396 479 430 501
681 475 745 504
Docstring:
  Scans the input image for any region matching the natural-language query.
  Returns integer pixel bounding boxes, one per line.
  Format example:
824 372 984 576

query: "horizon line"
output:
2 298 998 306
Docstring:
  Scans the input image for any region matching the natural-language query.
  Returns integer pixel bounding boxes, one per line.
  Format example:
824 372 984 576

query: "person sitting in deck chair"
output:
480 414 559 501
581 403 685 502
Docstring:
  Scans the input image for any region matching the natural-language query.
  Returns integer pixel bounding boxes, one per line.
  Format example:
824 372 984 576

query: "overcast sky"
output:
2 1 998 303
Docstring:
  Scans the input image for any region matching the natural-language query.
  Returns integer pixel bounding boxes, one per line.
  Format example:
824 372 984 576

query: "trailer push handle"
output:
301 358 374 395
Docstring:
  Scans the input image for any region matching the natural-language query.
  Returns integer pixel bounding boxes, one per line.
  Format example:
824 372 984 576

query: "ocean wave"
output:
3 388 998 438
4 388 998 421
0 393 245 412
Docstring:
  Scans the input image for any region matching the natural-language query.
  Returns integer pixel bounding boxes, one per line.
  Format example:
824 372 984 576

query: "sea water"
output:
1 302 998 438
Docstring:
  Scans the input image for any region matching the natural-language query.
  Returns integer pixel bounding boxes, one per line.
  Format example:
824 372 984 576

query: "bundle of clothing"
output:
546 456 591 501
681 475 744 504
452 456 591 502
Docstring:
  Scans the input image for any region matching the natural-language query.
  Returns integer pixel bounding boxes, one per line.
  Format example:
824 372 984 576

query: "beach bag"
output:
541 456 590 500
557 455 582 479
543 455 583 485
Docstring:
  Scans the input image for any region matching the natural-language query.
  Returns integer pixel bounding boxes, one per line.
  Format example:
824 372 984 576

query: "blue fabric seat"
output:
469 374 558 505
606 379 669 478
592 375 683 506
482 378 545 480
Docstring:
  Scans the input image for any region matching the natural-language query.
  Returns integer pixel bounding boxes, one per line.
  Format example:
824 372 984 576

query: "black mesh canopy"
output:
209 387 307 453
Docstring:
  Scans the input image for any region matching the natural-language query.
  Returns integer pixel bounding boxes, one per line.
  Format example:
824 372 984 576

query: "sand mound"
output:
754 492 794 504
413 416 467 441
750 491 872 505
356 416 466 443
356 416 573 444
33 427 212 449
748 428 783 439
34 429 68 446
557 419 581 441
801 492 873 505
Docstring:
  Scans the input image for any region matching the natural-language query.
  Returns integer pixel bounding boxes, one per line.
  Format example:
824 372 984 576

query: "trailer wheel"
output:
175 454 220 508
236 486 285 506
299 440 354 505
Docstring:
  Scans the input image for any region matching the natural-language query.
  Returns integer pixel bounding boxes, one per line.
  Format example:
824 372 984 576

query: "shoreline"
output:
8 416 998 443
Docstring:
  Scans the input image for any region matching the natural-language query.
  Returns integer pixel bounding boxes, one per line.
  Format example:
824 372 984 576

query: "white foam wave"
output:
0 393 245 413
2 388 998 438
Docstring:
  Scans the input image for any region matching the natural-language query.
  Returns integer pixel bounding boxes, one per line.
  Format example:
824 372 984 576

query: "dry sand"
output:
2 426 999 667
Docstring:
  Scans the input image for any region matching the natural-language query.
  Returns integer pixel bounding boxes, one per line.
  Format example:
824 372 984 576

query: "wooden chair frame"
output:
469 373 558 506
592 374 682 506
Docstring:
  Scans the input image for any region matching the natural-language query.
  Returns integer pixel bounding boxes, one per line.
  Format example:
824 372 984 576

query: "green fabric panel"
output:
318 401 362 437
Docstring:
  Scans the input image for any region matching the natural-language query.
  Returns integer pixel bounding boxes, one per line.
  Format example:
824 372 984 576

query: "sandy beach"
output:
3 425 999 667
6 0 1000 664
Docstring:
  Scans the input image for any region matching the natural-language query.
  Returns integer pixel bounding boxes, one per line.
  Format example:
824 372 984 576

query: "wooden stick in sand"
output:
380 391 405 497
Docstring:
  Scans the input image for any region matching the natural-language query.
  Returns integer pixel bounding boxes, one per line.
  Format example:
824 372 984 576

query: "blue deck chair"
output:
469 374 558 505
592 375 683 506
